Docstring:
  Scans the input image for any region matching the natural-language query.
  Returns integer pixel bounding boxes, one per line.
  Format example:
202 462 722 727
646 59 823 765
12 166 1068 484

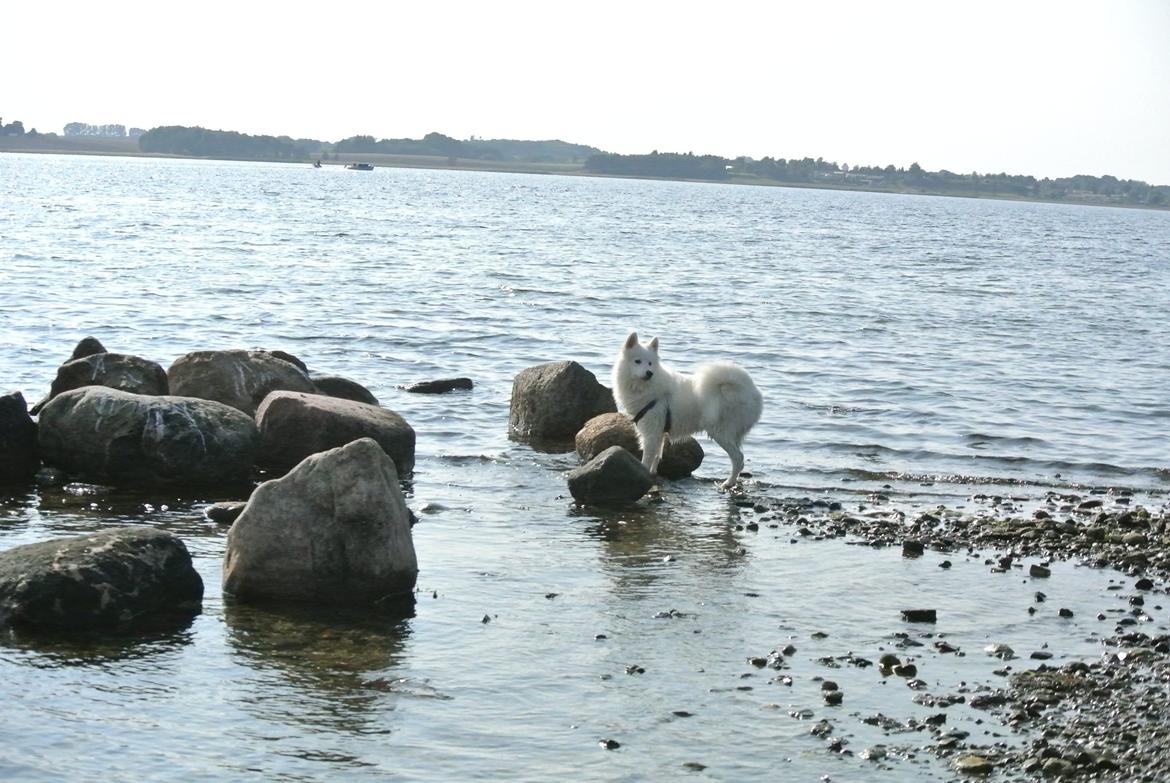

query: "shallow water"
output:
1 153 1169 781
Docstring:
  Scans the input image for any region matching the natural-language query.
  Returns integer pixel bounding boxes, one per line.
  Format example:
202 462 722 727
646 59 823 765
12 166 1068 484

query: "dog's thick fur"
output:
612 332 763 489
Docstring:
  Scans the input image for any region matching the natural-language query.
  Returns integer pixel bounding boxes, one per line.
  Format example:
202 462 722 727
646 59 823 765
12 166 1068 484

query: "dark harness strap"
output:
632 399 671 433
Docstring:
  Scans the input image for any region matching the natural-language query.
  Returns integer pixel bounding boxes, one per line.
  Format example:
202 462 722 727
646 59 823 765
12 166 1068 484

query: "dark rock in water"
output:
1135 577 1154 591
223 438 417 606
33 352 169 413
893 663 918 678
38 387 257 487
509 361 616 446
902 540 925 557
168 349 317 416
69 336 108 361
599 738 621 750
0 391 39 483
0 527 203 629
309 373 380 406
255 390 415 475
824 689 843 705
901 608 937 623
1030 564 1052 578
267 350 308 373
574 412 704 479
404 377 473 394
566 446 654 506
204 501 247 526
1058 607 1074 618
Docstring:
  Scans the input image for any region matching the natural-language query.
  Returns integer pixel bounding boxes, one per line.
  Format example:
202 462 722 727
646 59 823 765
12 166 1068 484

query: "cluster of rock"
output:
508 360 704 506
1 337 423 632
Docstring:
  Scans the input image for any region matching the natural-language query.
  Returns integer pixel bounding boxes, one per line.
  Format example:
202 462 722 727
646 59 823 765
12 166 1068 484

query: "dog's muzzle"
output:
644 371 654 380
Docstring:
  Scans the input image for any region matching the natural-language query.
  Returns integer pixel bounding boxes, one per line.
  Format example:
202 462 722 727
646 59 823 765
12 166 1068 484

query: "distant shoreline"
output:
3 137 1167 213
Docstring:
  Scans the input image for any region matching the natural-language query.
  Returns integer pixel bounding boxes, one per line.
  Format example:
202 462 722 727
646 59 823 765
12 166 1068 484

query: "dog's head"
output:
615 332 660 386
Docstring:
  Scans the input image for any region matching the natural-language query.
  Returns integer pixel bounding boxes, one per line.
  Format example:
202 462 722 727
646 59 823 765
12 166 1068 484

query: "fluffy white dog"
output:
612 332 763 489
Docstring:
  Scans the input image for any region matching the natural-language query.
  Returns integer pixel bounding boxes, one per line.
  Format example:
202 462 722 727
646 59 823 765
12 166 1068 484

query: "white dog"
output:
612 332 763 489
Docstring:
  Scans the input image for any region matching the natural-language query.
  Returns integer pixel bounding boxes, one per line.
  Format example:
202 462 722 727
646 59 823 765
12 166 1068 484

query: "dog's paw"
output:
719 478 740 492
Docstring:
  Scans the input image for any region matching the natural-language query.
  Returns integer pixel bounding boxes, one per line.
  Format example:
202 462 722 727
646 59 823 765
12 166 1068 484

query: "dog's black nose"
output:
644 370 653 380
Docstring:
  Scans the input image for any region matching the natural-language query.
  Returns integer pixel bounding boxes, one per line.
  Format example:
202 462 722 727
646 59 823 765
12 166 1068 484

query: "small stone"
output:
481 614 492 624
901 608 937 623
953 754 994 775
893 663 918 678
599 738 621 750
824 690 843 705
902 540 924 557
1058 608 1074 618
1029 564 1051 578
985 643 1015 660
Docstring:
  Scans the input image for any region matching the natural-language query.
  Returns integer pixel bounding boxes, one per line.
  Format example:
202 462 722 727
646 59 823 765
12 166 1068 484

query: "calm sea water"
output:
1 153 1168 781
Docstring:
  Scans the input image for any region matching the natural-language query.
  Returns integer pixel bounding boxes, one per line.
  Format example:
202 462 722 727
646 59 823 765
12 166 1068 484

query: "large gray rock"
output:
575 412 705 479
33 352 168 413
0 528 203 629
38 386 258 486
255 391 415 474
168 349 317 416
0 391 38 483
309 372 380 406
223 438 418 605
566 445 654 506
509 361 616 445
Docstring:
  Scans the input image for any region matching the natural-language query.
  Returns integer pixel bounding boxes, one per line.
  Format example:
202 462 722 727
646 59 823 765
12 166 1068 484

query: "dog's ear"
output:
648 337 659 354
624 332 639 350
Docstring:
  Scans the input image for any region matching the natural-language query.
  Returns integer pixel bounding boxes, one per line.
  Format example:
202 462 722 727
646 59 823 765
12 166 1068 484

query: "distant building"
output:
63 122 128 138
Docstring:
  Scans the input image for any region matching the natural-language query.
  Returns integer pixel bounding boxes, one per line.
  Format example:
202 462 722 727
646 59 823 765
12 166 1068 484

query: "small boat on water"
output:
345 163 374 171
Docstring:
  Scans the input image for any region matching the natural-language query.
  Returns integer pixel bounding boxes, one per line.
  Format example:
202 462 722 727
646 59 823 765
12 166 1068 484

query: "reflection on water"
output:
0 617 197 668
223 602 415 735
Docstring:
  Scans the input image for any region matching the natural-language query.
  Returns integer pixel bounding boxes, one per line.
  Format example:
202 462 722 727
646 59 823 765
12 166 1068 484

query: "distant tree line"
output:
585 151 1169 206
1 117 26 136
334 131 599 162
138 126 313 160
585 151 732 181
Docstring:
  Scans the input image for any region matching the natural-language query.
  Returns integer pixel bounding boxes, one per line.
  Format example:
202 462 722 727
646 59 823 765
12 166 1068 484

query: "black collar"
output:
632 399 671 433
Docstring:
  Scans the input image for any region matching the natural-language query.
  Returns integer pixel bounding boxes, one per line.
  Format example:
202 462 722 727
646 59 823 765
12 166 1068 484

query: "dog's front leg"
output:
640 425 666 477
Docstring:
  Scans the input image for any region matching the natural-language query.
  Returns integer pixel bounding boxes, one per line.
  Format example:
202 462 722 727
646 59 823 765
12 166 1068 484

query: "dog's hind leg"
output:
712 433 745 490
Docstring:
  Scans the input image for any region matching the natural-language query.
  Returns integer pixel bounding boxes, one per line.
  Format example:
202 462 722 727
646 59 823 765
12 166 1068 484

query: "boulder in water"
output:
255 390 415 474
509 361 615 446
38 386 257 486
167 349 317 416
566 445 654 506
223 438 417 605
0 391 39 483
0 527 203 629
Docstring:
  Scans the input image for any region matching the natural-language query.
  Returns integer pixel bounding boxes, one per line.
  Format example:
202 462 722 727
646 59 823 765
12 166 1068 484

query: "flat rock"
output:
168 349 317 415
509 361 615 446
255 390 415 474
223 438 418 605
205 501 247 525
0 527 203 629
566 445 653 506
38 386 257 486
0 391 39 483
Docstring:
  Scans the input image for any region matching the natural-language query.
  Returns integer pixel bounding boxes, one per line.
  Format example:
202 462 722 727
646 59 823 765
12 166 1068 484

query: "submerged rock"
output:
309 372 380 406
566 445 653 506
204 501 247 526
255 390 415 474
38 386 257 486
168 349 317 416
404 377 473 394
223 438 418 605
509 361 615 445
0 527 203 629
0 391 39 483
575 412 704 479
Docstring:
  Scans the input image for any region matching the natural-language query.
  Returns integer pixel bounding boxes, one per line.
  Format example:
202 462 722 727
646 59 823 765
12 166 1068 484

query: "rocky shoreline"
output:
4 341 1169 780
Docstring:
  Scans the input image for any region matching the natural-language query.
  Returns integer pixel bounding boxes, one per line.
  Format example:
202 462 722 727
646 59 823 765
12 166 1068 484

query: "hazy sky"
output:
6 0 1169 183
